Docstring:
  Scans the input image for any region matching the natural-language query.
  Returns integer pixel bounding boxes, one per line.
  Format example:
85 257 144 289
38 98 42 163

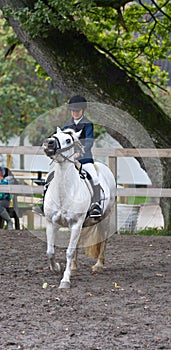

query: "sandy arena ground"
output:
0 229 170 350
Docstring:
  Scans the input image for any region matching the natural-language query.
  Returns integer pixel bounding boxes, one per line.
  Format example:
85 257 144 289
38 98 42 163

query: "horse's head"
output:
42 127 84 160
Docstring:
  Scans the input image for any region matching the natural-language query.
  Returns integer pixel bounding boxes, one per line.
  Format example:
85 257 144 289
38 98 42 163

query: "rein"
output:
57 151 76 164
52 136 83 164
51 136 93 196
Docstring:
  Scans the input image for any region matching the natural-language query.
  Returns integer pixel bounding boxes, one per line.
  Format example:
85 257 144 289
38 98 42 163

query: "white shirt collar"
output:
74 115 84 125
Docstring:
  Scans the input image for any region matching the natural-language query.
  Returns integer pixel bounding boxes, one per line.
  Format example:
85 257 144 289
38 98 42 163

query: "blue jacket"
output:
0 178 12 201
0 167 14 201
63 115 94 164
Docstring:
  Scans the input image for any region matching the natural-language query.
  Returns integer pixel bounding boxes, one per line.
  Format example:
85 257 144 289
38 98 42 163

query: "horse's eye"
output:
66 139 71 144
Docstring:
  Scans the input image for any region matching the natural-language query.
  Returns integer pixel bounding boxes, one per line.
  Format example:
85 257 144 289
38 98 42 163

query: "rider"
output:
33 95 102 218
63 95 102 218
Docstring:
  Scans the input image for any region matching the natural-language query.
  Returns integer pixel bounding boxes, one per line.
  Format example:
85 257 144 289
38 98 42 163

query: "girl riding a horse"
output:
34 95 102 218
63 95 102 218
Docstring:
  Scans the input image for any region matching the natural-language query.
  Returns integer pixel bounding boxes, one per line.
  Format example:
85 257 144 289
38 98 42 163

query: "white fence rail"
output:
0 147 170 230
0 146 171 197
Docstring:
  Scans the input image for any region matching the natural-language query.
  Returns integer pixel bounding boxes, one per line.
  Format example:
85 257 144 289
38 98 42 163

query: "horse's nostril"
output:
47 140 56 148
48 140 54 145
43 139 50 146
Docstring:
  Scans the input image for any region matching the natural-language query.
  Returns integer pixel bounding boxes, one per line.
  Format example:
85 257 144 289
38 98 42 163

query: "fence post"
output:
109 156 117 234
27 210 34 230
7 154 12 168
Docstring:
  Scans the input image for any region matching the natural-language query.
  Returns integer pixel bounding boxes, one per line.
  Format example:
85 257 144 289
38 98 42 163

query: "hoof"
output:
58 281 71 289
50 262 61 273
92 264 104 273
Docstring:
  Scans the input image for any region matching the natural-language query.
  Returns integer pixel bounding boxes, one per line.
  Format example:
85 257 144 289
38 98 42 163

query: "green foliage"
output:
0 12 105 145
152 86 171 115
84 2 171 88
25 106 69 145
3 1 171 90
94 124 106 139
4 0 95 37
0 16 61 143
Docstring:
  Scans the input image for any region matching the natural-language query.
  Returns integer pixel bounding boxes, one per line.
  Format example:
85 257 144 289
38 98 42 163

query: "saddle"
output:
44 160 104 218
44 162 94 196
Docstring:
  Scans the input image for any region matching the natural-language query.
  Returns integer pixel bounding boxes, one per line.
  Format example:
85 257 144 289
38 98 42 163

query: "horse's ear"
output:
75 130 82 139
56 127 61 133
62 128 82 140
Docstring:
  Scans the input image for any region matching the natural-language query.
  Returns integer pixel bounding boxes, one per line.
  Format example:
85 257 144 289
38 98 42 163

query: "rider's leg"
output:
82 163 102 218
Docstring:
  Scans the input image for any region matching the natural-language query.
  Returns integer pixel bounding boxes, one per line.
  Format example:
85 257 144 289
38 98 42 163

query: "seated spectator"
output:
0 167 14 230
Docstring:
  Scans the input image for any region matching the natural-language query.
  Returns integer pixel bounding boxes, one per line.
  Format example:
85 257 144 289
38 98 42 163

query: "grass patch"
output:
33 194 43 199
120 227 171 236
118 197 151 204
127 196 151 204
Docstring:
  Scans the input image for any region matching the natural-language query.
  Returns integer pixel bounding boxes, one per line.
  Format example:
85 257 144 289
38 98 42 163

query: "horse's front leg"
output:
71 248 78 275
59 224 81 289
46 221 60 273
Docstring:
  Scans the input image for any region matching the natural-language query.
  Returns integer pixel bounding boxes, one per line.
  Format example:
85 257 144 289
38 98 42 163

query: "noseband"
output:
52 135 75 154
44 134 83 163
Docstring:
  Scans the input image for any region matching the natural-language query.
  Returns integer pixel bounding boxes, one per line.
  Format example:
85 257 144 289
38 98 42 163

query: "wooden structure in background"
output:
0 146 171 229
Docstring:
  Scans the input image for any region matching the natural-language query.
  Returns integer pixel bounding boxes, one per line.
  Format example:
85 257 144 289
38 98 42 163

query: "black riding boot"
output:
89 184 102 218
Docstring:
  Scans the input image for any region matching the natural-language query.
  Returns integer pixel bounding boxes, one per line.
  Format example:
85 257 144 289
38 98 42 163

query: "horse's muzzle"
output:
43 138 59 157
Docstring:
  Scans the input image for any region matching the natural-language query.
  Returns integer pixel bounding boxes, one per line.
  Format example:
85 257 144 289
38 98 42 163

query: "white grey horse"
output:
43 127 116 288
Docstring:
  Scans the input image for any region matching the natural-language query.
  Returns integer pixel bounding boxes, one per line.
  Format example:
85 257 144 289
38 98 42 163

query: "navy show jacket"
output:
62 115 94 164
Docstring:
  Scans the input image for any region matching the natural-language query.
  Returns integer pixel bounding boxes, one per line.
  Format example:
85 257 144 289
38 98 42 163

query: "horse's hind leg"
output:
46 221 60 273
92 240 107 272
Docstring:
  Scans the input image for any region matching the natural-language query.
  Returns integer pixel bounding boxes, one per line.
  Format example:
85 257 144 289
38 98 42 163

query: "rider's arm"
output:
83 122 94 153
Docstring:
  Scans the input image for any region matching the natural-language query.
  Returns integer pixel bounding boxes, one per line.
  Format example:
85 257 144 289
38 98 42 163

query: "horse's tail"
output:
85 242 102 259
81 224 104 258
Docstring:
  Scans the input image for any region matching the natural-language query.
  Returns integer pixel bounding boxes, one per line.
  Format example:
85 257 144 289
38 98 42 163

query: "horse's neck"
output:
50 161 93 214
54 162 80 189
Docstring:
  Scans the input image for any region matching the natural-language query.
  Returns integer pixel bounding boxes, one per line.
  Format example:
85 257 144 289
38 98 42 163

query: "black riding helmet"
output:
68 95 87 111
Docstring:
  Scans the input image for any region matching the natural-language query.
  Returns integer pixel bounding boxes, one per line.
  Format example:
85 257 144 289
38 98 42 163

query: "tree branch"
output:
88 0 132 9
151 0 171 21
116 7 128 31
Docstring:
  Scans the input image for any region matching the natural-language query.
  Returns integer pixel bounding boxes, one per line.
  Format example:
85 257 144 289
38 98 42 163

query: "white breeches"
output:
82 163 99 185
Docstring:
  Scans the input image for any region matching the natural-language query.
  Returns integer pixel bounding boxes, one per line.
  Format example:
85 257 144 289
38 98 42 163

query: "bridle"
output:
43 132 93 197
44 134 84 164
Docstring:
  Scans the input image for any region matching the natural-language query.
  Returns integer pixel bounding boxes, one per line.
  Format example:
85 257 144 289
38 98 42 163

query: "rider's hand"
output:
74 152 80 160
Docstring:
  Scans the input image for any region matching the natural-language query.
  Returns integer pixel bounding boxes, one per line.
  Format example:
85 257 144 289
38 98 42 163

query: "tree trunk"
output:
160 160 171 231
